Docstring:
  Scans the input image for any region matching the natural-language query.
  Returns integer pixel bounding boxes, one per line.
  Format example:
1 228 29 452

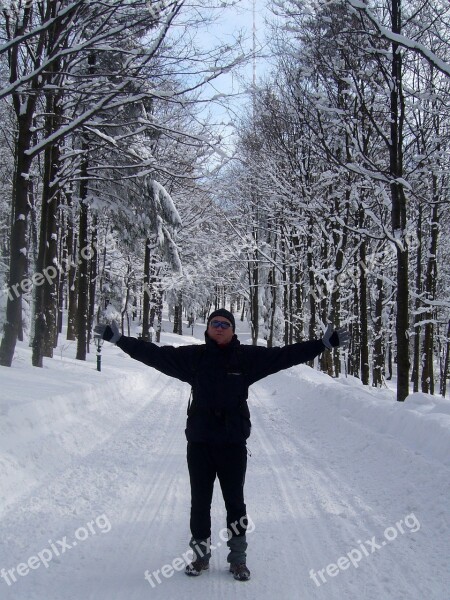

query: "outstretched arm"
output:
245 325 349 384
94 322 196 384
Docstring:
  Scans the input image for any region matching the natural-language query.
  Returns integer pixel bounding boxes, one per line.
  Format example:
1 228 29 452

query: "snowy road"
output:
0 337 449 600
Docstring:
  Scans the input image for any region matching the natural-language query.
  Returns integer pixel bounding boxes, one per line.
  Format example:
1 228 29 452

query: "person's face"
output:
207 318 234 346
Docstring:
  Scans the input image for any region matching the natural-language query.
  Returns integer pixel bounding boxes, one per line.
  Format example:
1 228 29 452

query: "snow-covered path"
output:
0 330 449 600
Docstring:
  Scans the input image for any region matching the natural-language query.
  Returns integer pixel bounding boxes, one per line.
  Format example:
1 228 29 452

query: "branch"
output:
345 0 450 78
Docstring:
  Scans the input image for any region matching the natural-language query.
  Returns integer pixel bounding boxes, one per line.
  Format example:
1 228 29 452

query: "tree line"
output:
216 0 450 400
0 0 246 367
0 0 449 403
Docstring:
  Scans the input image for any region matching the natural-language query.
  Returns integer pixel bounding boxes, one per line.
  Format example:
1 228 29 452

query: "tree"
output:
0 0 250 365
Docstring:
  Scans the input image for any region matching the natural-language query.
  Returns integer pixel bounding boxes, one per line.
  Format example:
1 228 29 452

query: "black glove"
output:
94 321 121 344
322 324 350 349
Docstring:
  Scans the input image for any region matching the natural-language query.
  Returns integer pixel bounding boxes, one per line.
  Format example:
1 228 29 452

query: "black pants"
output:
187 442 248 540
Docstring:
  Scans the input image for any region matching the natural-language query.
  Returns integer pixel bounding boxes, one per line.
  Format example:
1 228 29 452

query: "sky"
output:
194 0 272 153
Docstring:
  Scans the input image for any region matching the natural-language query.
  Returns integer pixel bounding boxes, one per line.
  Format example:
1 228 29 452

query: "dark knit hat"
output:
207 308 235 332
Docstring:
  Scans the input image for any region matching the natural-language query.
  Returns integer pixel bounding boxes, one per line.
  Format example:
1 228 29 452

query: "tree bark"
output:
173 292 183 335
440 319 450 398
142 237 151 340
372 276 384 386
359 243 369 385
421 200 439 394
87 214 98 350
155 290 163 343
66 196 78 341
411 204 423 391
75 150 90 361
390 0 410 401
267 266 276 348
307 228 316 367
0 116 34 365
249 231 259 346
348 274 360 378
32 81 62 366
0 6 39 366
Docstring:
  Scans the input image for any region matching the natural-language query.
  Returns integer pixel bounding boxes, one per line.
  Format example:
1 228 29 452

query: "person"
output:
94 309 349 582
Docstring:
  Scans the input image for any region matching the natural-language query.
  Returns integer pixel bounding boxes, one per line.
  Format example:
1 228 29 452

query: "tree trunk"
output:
267 267 276 348
348 276 360 378
372 276 384 386
28 180 39 347
32 86 61 366
87 214 98 351
173 292 183 335
155 290 163 343
249 231 259 346
288 265 294 345
359 215 369 385
411 203 423 392
0 5 41 366
142 237 151 340
121 262 132 337
387 308 394 381
330 191 348 376
440 319 450 398
0 115 34 366
319 239 332 375
294 266 303 343
281 235 289 346
57 230 66 335
421 200 439 394
66 196 78 341
75 152 90 361
390 0 409 401
307 229 316 367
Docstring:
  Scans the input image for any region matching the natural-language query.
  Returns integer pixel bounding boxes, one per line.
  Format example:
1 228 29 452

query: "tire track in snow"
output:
98 375 192 600
248 384 351 599
2 365 444 600
66 372 193 600
0 373 190 600
247 380 414 600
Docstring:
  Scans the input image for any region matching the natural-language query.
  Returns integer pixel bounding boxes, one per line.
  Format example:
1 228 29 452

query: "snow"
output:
85 128 118 147
346 0 450 78
150 179 182 229
0 317 449 599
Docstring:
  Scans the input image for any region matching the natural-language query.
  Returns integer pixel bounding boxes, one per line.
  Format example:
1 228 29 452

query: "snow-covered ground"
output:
0 316 449 600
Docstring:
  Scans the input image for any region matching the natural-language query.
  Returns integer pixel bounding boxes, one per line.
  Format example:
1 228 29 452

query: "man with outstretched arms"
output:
95 308 349 582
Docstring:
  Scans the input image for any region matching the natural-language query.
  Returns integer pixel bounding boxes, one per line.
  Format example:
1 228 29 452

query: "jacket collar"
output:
204 332 240 350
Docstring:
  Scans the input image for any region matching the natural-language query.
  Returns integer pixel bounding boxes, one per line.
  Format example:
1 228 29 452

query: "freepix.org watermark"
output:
2 240 100 302
309 512 420 587
144 515 255 588
0 514 112 587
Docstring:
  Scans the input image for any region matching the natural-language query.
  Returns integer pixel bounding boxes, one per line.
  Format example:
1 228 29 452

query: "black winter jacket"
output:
117 333 325 444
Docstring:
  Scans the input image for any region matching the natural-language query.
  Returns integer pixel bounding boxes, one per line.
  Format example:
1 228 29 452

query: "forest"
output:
0 0 449 402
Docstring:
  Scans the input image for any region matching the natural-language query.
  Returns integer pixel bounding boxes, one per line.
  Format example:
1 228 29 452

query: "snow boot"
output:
227 534 250 580
185 537 211 576
185 558 209 576
230 562 251 581
227 533 247 565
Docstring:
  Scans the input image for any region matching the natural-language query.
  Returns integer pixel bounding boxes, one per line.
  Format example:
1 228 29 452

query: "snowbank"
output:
0 321 449 600
0 344 150 514
283 365 450 469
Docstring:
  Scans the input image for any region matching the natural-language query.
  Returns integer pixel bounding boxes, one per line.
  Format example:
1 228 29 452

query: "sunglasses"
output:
210 320 232 330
